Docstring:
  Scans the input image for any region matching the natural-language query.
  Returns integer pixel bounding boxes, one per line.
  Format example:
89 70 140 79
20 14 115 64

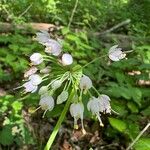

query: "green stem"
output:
92 86 100 96
82 55 106 68
44 89 75 150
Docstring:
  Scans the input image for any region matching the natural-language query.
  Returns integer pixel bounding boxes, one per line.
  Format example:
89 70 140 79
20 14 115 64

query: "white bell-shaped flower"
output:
39 95 54 111
36 30 50 44
23 81 38 93
51 80 62 90
38 86 48 95
87 97 104 126
30 53 43 65
70 102 85 132
57 91 68 104
98 94 111 114
29 74 42 85
45 39 62 56
109 45 126 61
61 53 73 66
79 75 92 90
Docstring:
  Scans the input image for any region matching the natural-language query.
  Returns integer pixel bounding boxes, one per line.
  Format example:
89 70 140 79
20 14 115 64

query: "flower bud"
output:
80 75 92 90
109 45 126 61
57 91 68 104
23 81 38 93
39 95 54 111
40 66 51 74
30 53 43 65
38 86 48 95
61 53 73 66
29 74 42 85
51 80 62 90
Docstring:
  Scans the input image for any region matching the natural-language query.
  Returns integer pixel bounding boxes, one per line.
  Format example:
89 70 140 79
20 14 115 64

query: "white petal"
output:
39 95 54 111
24 67 38 78
30 53 43 65
45 39 62 56
87 97 100 114
23 81 38 93
98 94 111 113
61 54 73 66
29 74 42 85
80 75 92 90
36 31 50 44
70 103 84 119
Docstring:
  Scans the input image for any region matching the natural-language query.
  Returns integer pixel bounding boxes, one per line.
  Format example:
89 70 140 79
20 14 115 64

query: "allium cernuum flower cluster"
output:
19 30 128 133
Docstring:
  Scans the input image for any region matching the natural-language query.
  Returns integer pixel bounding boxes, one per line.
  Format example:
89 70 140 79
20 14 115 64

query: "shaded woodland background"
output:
0 0 150 150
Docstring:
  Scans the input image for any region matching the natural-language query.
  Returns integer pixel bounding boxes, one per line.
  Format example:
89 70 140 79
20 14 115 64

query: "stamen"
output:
81 119 86 135
111 109 119 115
74 119 78 129
30 106 41 114
97 113 104 127
13 85 23 90
42 109 48 118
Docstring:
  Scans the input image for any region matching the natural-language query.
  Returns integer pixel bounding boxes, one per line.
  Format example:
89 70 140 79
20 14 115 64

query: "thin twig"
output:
68 0 79 28
126 122 150 150
19 3 33 18
99 19 131 35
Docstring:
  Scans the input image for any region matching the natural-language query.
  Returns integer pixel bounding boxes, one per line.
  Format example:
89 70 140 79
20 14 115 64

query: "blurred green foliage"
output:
0 0 150 149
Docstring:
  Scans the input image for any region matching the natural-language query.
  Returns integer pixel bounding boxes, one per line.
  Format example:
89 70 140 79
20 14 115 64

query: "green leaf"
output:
141 106 150 116
109 117 127 132
61 27 70 35
134 138 150 150
127 102 139 113
12 101 23 112
127 123 140 139
130 88 142 105
0 126 14 145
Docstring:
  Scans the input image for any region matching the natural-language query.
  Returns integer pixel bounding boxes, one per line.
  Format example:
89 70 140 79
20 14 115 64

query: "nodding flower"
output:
23 74 42 93
70 102 86 134
61 53 73 66
36 30 50 44
45 39 62 56
87 97 104 127
30 53 43 65
29 74 42 86
39 95 54 111
98 94 111 114
79 75 92 90
23 81 38 93
109 45 126 61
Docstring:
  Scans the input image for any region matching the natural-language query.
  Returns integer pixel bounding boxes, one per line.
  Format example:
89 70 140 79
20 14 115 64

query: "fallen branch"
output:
0 22 56 33
98 19 131 35
97 33 150 42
